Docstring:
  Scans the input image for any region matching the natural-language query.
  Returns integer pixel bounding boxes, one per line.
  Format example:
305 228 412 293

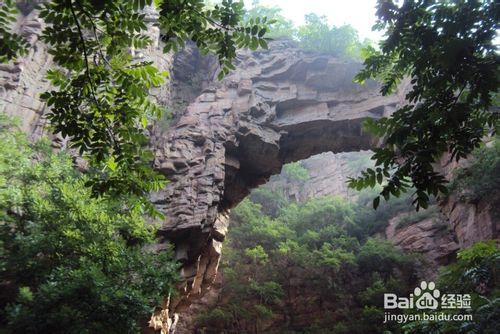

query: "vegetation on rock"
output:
403 241 499 334
1 0 271 215
194 161 499 333
246 1 370 59
450 137 500 203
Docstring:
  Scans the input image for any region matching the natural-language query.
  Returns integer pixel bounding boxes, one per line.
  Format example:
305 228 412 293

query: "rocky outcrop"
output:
385 210 460 279
442 196 499 248
149 40 406 327
265 151 370 203
437 153 499 248
0 8 51 138
1 4 174 142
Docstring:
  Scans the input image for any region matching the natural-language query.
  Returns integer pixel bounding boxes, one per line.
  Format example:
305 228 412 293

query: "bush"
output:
403 241 499 334
249 187 288 217
0 117 179 333
245 4 296 39
449 138 500 202
282 161 310 183
297 14 369 59
245 4 370 59
395 205 441 230
357 238 413 280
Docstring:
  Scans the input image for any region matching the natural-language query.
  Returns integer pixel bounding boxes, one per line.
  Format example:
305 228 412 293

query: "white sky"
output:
244 0 384 41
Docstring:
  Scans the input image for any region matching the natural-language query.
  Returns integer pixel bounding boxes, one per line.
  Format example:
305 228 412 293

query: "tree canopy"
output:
1 0 270 215
0 116 179 333
349 0 499 210
196 179 418 333
245 1 370 59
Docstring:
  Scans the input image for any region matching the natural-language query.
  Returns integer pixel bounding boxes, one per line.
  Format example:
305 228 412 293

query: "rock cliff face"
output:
148 40 406 327
438 156 499 248
0 5 173 141
264 151 360 202
0 8 50 138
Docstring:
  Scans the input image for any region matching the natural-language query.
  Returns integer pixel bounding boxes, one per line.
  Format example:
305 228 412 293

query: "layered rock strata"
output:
149 40 406 329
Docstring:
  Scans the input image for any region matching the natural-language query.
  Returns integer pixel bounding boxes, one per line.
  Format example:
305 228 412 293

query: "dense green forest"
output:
196 176 419 333
195 161 499 334
0 116 179 333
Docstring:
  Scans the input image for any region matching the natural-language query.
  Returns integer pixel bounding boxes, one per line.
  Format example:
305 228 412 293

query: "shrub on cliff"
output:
403 241 499 334
450 137 500 203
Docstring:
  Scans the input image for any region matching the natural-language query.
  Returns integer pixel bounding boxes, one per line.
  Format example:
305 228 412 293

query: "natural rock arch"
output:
149 41 408 329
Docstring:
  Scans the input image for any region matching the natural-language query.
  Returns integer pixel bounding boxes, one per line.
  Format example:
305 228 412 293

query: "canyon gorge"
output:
1 5 498 334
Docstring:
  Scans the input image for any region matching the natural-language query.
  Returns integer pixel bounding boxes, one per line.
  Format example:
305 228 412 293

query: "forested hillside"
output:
191 155 499 334
0 1 498 333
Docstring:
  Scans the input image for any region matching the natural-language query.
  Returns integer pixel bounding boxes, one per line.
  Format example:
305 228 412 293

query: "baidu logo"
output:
384 281 470 310
383 281 473 324
414 281 440 309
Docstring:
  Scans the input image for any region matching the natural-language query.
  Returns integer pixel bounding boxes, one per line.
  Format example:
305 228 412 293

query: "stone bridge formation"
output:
148 40 405 330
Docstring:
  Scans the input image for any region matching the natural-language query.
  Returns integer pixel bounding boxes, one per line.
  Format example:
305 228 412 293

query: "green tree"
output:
349 0 499 210
0 0 28 62
245 1 296 39
282 161 310 183
297 13 369 59
0 117 179 333
403 241 499 334
2 0 271 215
450 137 500 203
249 187 288 217
357 238 413 280
197 190 417 333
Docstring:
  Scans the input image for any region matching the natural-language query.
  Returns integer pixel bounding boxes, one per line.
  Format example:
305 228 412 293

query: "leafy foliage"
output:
349 0 499 210
245 2 369 59
403 241 499 334
395 205 441 230
4 0 270 215
196 190 417 333
439 241 499 296
282 161 310 183
349 184 414 239
0 117 179 333
449 137 500 203
244 1 295 39
0 0 28 62
158 0 270 79
248 187 288 217
297 14 369 59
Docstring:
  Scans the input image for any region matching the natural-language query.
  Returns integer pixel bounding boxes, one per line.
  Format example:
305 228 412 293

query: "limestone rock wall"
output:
0 8 51 139
438 153 499 248
149 41 404 322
